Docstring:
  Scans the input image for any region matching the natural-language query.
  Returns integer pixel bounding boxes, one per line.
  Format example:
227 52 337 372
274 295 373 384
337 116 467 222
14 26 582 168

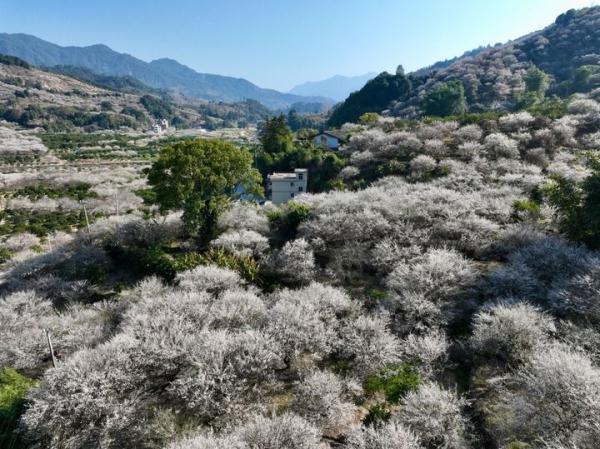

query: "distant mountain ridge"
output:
289 73 377 101
0 33 333 110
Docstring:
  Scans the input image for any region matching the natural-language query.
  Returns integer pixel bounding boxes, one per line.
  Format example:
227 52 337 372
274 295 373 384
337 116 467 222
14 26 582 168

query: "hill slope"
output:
289 73 376 102
0 33 332 110
330 6 600 123
0 56 203 131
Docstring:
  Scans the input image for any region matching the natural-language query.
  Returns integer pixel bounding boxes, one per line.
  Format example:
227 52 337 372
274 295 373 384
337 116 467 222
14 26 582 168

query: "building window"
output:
290 182 294 187
290 193 294 197
298 186 303 192
298 174 303 180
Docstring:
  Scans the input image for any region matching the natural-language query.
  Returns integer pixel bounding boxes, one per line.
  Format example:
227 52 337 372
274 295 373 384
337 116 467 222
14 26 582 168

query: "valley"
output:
1 4 600 449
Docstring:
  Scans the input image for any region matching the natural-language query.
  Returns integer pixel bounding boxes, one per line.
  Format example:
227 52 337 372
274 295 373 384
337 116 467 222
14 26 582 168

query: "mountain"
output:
329 6 600 123
289 73 376 102
0 56 274 131
0 33 333 110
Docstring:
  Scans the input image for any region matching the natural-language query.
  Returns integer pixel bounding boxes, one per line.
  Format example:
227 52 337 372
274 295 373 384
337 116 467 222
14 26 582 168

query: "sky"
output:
0 0 597 91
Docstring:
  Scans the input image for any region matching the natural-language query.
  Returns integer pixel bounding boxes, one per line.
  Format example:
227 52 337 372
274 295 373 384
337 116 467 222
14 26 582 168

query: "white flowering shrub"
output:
402 330 449 377
344 422 421 449
0 290 111 371
484 133 520 160
409 155 437 181
489 345 600 448
217 201 270 235
292 370 357 437
210 229 269 258
394 383 469 449
470 302 555 364
266 238 315 285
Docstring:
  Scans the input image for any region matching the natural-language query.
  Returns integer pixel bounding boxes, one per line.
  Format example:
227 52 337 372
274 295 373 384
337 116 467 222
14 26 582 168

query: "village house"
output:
314 130 345 150
267 168 308 204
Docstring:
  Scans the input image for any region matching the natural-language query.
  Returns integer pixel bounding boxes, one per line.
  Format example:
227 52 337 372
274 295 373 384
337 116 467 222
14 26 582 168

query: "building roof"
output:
268 168 307 181
318 130 346 141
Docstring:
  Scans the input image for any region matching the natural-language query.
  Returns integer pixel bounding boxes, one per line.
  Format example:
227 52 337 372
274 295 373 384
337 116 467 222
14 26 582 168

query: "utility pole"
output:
80 200 90 233
44 329 57 368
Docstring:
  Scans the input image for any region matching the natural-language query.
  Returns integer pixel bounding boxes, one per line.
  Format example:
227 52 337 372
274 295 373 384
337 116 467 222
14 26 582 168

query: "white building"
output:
267 168 308 204
314 131 344 150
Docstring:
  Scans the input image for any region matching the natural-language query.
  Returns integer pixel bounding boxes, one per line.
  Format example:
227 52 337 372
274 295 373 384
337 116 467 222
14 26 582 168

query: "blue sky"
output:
0 0 595 91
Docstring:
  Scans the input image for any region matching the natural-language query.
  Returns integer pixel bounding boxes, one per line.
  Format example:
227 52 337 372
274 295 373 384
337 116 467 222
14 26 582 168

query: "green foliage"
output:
423 80 467 117
526 96 567 119
364 363 420 404
328 72 412 127
257 113 343 193
543 154 600 249
359 112 381 126
192 248 262 284
268 202 311 243
0 368 37 449
363 403 392 426
139 94 173 120
572 65 600 92
512 199 542 222
147 139 263 242
286 110 324 132
0 247 13 264
6 183 97 201
524 66 550 98
259 115 295 154
0 54 30 69
0 209 91 237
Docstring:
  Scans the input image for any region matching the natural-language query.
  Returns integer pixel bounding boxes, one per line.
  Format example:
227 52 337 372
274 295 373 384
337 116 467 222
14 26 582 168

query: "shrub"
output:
409 155 437 181
0 368 37 449
268 202 311 243
470 302 555 365
484 133 519 160
364 363 420 404
344 421 421 449
393 382 469 449
292 370 357 437
266 238 315 286
543 154 600 249
491 345 600 447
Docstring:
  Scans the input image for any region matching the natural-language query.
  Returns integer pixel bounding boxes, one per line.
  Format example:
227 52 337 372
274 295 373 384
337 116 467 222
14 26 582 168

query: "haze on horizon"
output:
0 0 595 91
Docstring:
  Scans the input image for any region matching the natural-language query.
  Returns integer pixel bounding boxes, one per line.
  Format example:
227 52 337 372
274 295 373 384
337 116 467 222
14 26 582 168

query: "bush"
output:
393 382 469 449
364 363 420 404
344 421 421 449
543 154 600 249
0 368 37 449
268 201 311 243
266 238 315 286
491 345 600 447
470 302 555 365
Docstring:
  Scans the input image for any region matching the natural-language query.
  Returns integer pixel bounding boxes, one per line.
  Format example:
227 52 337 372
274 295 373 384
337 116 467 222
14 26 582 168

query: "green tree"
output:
524 66 550 98
147 139 263 243
359 112 381 126
423 80 467 117
259 115 294 154
543 154 600 249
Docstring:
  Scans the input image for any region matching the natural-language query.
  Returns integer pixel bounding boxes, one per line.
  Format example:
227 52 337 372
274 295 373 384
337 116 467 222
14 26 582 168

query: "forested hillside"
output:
330 7 600 124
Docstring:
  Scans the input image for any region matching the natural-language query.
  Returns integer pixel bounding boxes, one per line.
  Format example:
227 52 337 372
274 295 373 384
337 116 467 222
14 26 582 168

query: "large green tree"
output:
423 80 467 117
147 139 262 242
259 115 294 154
